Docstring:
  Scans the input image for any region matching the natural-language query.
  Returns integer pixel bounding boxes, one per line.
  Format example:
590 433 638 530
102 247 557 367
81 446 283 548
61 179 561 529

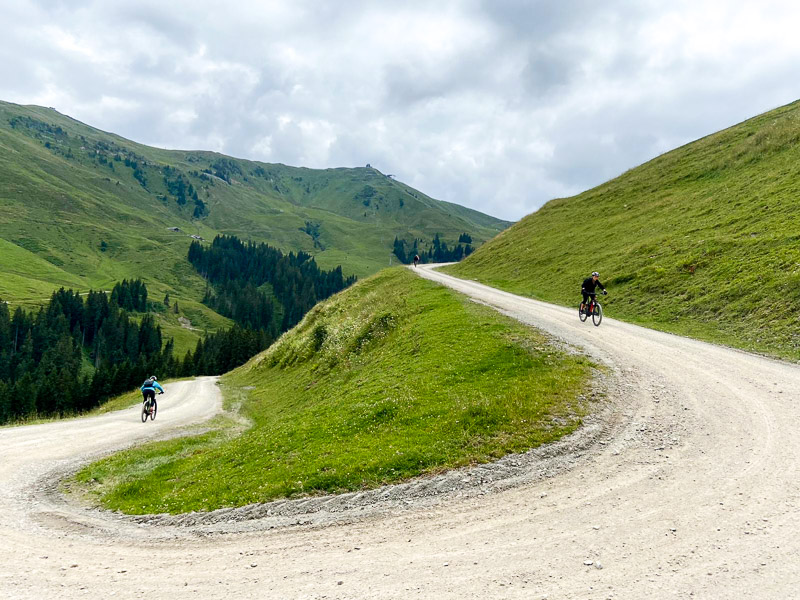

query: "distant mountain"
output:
447 99 800 358
0 100 510 350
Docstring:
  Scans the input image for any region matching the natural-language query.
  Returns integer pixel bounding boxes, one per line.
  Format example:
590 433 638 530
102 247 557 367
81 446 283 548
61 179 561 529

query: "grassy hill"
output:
446 99 800 358
71 268 594 513
0 100 509 352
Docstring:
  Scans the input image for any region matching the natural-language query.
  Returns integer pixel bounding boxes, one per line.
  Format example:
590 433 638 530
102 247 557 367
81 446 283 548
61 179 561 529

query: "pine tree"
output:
0 380 9 424
138 314 161 356
12 372 37 419
138 280 148 311
0 299 11 381
14 331 35 381
55 368 77 415
35 370 59 416
88 367 111 407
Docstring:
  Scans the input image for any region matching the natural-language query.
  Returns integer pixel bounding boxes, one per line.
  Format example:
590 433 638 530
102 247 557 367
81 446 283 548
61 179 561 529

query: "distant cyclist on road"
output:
580 271 607 314
141 376 164 408
413 254 420 267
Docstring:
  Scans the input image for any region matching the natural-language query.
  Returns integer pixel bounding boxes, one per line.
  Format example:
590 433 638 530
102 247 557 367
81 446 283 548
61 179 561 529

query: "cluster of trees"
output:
9 115 143 179
188 235 356 334
0 283 274 423
0 236 359 423
110 279 148 312
193 197 207 218
356 185 377 207
300 221 323 249
8 116 66 139
181 326 271 377
10 116 79 162
118 155 149 187
203 158 242 183
0 288 173 424
392 233 475 264
162 166 207 218
163 166 198 205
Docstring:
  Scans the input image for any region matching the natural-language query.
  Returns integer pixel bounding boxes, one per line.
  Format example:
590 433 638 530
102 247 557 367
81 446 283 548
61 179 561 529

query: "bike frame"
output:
141 392 159 422
579 290 605 326
583 295 598 314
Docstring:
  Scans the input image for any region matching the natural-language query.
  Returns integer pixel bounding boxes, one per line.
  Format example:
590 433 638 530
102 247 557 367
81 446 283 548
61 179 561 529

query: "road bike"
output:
579 293 605 326
141 393 161 422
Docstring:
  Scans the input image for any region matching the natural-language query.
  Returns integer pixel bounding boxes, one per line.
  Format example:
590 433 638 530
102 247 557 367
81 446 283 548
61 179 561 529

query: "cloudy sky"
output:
3 0 800 220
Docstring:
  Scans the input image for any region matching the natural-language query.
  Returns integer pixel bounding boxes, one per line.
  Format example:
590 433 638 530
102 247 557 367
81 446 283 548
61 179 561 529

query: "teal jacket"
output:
141 381 164 393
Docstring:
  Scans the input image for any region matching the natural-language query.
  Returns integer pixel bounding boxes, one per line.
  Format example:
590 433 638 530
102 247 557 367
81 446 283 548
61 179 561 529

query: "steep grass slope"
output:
447 100 800 358
72 268 594 513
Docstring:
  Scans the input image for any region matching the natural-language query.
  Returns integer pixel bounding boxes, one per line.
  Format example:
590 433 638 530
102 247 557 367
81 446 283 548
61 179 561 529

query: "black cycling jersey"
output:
581 277 606 294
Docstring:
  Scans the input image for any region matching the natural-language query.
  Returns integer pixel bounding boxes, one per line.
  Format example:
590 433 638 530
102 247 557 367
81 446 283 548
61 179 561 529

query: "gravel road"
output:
2 267 799 599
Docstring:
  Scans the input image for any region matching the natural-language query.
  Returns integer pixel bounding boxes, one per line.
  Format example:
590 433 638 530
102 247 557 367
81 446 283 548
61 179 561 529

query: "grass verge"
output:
70 268 595 514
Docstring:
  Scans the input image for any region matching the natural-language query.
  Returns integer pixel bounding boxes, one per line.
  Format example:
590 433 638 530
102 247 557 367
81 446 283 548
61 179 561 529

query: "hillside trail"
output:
3 268 800 598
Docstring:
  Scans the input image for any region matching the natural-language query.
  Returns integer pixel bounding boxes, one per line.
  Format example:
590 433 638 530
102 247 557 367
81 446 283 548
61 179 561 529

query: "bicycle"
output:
579 292 605 326
141 392 162 423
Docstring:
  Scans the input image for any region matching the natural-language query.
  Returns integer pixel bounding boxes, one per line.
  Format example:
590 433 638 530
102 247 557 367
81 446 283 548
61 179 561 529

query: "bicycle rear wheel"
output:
578 303 588 322
592 303 603 326
141 401 149 423
150 399 157 421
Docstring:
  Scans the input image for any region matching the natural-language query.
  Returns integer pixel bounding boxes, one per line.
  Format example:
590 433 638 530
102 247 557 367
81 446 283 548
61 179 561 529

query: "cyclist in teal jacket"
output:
141 376 164 405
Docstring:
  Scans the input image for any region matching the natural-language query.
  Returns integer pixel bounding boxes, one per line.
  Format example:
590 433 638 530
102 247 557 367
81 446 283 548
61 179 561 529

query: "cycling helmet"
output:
150 376 158 382
591 271 599 277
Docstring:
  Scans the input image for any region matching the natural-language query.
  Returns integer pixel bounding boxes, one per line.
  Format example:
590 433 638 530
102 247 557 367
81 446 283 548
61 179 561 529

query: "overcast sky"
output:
3 0 800 220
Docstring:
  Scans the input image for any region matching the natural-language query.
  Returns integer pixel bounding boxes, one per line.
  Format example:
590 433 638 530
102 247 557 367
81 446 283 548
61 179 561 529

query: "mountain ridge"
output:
0 99 509 351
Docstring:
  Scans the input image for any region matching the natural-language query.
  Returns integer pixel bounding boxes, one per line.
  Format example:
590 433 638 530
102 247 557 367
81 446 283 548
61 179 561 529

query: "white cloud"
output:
2 0 800 220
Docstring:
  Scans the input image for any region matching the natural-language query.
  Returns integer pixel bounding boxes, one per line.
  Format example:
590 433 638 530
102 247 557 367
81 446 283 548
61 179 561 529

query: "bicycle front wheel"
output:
150 400 157 421
592 303 603 326
141 402 149 423
578 303 588 322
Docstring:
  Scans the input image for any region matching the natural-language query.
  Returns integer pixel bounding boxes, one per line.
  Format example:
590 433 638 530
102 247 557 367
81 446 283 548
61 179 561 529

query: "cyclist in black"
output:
413 254 420 267
580 271 607 314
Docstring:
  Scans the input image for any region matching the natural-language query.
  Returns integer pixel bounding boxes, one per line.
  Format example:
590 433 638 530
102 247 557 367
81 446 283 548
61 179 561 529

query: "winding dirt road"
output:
2 268 800 599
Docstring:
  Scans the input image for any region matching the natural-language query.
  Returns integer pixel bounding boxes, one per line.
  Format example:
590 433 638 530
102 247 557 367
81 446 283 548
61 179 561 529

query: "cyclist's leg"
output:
145 389 155 410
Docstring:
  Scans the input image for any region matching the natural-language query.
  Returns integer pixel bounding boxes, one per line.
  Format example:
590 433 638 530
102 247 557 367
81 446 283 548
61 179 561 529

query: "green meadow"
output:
72 269 594 513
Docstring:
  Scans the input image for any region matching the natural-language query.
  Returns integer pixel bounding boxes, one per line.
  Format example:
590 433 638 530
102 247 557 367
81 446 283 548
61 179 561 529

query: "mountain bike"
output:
141 393 161 422
579 293 605 326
